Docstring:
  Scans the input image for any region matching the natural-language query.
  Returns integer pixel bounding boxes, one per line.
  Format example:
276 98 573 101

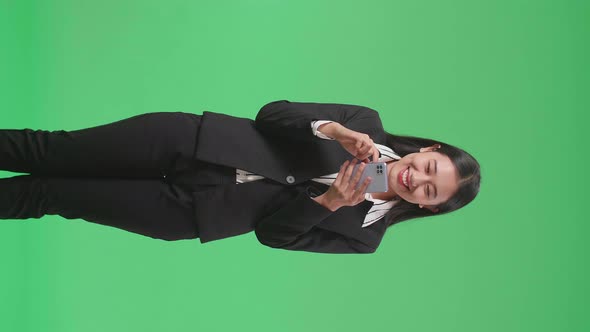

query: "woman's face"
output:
385 146 460 212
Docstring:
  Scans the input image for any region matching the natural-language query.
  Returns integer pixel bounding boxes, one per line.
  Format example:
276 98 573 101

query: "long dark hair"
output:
383 132 481 227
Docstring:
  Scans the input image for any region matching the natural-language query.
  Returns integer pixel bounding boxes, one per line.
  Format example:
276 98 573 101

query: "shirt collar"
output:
375 143 400 162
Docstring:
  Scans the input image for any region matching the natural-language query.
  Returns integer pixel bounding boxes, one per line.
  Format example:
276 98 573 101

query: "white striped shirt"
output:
236 120 402 228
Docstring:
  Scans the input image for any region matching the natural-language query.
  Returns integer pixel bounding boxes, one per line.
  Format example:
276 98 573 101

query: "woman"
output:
0 100 481 254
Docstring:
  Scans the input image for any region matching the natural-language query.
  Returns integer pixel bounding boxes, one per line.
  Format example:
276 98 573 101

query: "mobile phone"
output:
350 162 388 193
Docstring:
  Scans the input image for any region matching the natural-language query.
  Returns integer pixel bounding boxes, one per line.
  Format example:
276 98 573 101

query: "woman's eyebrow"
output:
434 160 438 199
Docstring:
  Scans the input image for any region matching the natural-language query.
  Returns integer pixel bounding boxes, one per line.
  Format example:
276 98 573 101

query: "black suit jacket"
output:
191 100 391 254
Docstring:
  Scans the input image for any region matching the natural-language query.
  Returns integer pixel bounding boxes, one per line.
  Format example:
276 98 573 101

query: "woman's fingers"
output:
346 160 366 200
354 137 377 162
354 177 372 201
364 141 378 161
335 159 355 189
352 161 365 186
372 147 379 162
355 140 364 152
360 146 372 162
357 143 369 158
367 147 379 162
331 159 372 206
342 158 358 191
333 159 349 187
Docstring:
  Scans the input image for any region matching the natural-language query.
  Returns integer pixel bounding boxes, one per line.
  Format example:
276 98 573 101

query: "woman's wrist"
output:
312 194 340 212
317 122 344 140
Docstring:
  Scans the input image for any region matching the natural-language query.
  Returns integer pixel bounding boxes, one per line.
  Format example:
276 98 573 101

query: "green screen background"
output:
1 0 587 331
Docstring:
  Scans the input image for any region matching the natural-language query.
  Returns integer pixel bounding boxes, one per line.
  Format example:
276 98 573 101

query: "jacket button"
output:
286 175 295 184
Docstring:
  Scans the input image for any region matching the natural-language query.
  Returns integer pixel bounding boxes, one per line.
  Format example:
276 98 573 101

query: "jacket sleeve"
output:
255 100 383 142
254 186 377 254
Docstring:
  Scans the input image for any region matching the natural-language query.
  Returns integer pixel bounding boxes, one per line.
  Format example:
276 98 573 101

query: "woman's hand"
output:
326 124 379 163
312 159 372 212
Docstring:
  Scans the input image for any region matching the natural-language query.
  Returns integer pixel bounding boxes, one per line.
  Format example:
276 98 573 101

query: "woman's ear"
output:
419 144 442 153
419 204 439 213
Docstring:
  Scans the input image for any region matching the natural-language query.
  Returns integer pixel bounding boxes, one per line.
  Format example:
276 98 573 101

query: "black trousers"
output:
0 112 229 241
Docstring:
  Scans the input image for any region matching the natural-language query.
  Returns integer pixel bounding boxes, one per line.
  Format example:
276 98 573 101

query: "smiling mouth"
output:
398 166 410 190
